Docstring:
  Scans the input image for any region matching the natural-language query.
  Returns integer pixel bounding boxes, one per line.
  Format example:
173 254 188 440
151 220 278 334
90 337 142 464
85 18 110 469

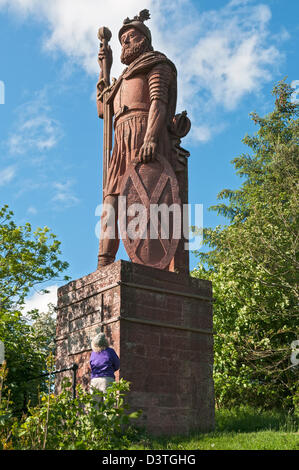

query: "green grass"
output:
130 407 299 450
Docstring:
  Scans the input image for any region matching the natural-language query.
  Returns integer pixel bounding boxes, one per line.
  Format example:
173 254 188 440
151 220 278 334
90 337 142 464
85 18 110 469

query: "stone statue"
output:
96 10 191 273
56 14 214 431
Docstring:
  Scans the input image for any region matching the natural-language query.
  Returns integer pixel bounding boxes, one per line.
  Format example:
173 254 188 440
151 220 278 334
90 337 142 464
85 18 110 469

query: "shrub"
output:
0 361 141 450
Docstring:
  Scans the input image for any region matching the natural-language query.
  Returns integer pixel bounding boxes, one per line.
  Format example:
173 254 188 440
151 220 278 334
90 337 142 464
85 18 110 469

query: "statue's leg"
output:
97 194 119 268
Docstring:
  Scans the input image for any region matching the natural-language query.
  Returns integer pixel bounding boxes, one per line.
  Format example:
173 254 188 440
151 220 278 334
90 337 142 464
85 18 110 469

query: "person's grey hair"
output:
91 333 109 352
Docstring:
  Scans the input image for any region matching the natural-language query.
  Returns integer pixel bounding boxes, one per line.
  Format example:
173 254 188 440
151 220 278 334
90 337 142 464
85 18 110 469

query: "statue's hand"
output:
138 140 158 163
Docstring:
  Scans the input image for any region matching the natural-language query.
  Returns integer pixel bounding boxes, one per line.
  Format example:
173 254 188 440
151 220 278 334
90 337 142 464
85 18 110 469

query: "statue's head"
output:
119 9 153 65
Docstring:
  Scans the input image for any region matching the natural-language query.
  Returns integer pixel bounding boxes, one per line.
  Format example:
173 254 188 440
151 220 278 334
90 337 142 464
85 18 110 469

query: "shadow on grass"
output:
134 406 299 449
214 406 298 433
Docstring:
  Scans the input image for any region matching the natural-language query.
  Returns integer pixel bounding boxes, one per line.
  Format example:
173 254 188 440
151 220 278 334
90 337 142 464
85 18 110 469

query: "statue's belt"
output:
114 103 150 123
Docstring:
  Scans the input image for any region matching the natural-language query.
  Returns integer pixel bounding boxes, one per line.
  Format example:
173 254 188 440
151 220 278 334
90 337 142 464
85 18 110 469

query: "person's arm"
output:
110 348 120 372
89 352 94 375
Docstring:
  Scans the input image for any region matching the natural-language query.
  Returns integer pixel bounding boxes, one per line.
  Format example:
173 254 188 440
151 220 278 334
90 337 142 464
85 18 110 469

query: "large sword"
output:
97 26 113 196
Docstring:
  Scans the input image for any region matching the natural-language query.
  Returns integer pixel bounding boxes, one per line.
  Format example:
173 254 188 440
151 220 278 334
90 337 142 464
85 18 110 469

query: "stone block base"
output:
55 260 215 435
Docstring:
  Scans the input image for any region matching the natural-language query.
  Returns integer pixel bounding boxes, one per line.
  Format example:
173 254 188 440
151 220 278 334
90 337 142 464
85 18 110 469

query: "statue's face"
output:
120 27 148 65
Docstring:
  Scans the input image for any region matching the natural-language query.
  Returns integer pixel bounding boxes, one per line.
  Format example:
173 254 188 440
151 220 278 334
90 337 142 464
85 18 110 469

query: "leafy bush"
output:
0 361 16 450
0 205 69 412
0 361 141 450
192 81 299 409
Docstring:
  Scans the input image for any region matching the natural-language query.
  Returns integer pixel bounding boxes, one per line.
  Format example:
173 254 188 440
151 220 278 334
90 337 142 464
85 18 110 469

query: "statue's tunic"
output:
104 51 177 197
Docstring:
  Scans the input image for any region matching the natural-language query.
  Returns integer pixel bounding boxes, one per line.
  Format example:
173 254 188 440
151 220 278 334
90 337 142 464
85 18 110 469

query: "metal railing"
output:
23 363 78 412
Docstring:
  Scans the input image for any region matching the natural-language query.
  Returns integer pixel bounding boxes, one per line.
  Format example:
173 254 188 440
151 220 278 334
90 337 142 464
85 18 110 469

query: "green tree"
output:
192 81 299 409
0 205 69 412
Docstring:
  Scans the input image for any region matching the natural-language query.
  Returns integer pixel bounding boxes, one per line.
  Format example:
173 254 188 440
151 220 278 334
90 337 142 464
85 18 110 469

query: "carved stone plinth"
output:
55 260 215 435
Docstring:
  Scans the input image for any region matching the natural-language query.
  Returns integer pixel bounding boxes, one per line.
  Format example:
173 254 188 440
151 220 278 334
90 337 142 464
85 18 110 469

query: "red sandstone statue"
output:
97 10 191 273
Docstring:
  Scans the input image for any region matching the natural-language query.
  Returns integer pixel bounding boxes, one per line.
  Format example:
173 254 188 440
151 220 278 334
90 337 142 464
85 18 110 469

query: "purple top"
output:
90 347 120 379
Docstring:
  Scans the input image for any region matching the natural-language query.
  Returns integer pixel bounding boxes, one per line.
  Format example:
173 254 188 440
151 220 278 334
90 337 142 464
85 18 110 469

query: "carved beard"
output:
121 37 149 65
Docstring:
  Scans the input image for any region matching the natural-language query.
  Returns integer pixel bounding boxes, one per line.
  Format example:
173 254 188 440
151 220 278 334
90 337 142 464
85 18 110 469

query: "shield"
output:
119 154 181 270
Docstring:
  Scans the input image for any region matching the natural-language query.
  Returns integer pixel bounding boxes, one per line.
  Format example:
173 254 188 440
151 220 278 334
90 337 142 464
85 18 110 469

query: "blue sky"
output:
0 0 298 311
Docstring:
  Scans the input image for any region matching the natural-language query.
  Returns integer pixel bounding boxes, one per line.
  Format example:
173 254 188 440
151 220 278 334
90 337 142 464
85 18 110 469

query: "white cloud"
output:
23 284 58 314
191 125 212 143
52 180 79 208
0 0 284 141
8 90 62 156
3 90 66 205
0 0 152 77
157 1 280 115
27 206 37 215
0 165 16 185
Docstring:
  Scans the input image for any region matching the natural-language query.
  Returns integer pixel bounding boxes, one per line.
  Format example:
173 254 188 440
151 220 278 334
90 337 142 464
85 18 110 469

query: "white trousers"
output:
90 377 114 403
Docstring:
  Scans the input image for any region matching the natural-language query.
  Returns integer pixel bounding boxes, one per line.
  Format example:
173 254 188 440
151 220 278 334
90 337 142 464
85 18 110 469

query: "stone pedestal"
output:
55 260 215 435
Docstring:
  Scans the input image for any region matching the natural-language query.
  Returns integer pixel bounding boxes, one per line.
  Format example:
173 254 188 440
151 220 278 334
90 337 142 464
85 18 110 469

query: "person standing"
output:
89 333 120 400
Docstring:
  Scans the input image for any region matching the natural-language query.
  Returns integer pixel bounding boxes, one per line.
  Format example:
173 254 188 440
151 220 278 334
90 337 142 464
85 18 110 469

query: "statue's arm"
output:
144 100 167 142
139 64 172 163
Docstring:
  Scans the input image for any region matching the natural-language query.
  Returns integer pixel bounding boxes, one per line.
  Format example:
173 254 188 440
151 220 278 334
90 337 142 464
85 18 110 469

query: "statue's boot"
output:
97 253 115 268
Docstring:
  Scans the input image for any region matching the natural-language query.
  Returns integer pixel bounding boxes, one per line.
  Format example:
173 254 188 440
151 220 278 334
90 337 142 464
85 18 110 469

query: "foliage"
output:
0 360 141 450
0 204 69 310
29 304 57 356
0 361 16 450
192 80 299 409
0 306 57 414
0 205 69 412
